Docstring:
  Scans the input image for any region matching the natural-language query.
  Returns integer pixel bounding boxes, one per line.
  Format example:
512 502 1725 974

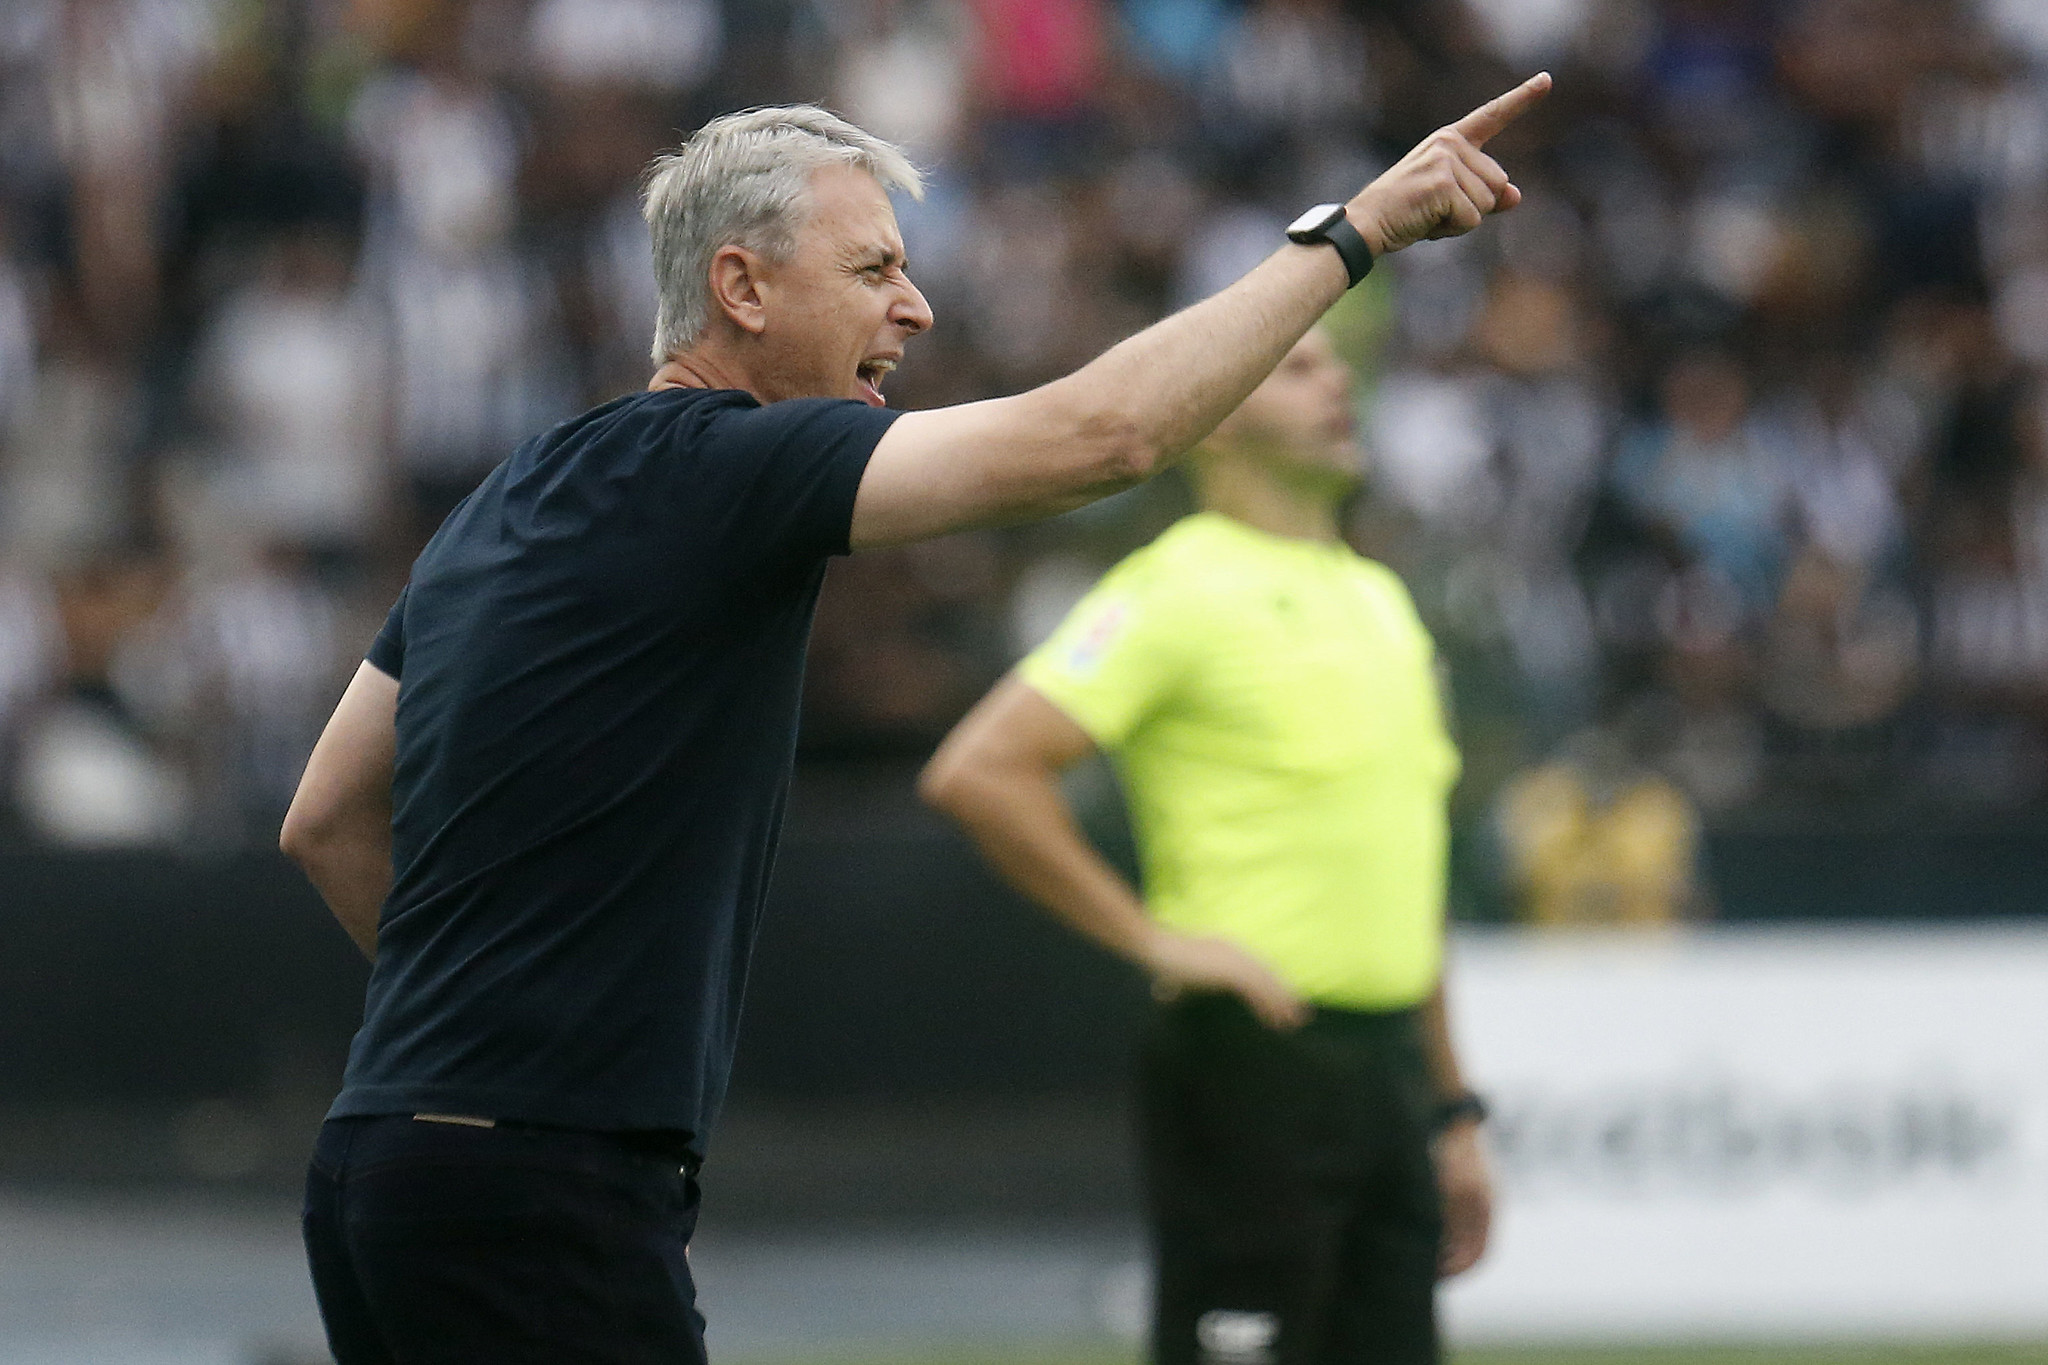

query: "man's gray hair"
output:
641 105 923 362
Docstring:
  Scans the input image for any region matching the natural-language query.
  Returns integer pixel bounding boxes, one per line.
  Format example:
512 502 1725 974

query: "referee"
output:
922 326 1490 1364
281 81 1544 1360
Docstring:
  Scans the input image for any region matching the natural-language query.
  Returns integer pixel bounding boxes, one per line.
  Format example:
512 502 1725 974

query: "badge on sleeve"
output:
1065 601 1130 676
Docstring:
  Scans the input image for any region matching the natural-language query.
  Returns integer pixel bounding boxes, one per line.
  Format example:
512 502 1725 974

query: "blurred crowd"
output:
0 0 2044 920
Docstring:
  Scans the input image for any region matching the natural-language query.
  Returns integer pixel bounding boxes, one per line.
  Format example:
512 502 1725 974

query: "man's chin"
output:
1307 442 1367 488
1323 468 1367 501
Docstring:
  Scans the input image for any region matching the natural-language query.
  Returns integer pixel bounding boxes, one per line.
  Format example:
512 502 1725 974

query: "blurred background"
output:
1 0 2046 1361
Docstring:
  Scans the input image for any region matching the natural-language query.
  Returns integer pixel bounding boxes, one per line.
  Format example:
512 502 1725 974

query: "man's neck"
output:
649 344 760 401
1196 456 1345 544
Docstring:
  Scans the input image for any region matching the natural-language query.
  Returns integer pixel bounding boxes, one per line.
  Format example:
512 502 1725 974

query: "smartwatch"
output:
1433 1090 1489 1131
1286 203 1374 287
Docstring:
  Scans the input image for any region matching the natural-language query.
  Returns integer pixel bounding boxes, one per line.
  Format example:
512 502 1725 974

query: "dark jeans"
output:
1141 995 1443 1365
303 1115 705 1364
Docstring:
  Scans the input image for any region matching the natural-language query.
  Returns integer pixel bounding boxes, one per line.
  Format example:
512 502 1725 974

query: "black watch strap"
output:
1321 213 1374 288
1288 204 1375 288
1434 1090 1488 1131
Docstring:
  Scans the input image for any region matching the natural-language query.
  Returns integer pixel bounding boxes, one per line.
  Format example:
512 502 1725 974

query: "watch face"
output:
1287 202 1346 237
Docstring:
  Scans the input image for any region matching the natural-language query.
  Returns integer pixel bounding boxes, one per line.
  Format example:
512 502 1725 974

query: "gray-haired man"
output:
282 86 1548 1361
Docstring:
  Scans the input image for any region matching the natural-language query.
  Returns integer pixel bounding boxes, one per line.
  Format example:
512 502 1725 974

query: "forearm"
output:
1423 968 1494 1277
283 660 399 960
855 244 1353 547
924 682 1310 1028
1027 243 1351 478
936 763 1158 965
1418 979 1469 1102
291 826 391 959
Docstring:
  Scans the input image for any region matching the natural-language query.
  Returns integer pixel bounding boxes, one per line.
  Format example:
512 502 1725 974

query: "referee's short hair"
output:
642 105 924 363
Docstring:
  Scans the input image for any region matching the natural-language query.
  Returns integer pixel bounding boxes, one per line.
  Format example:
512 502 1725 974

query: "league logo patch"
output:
1065 601 1129 675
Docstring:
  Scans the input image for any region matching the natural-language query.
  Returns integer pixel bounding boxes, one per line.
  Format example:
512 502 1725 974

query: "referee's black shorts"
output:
1139 993 1442 1365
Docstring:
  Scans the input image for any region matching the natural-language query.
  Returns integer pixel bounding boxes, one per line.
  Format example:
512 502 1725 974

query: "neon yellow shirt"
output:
1019 512 1460 1010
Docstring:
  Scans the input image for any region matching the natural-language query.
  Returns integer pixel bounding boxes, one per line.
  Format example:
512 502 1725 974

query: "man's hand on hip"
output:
1140 927 1310 1031
1349 71 1553 257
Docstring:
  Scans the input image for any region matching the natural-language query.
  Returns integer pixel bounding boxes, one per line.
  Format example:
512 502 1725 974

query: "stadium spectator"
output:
186 226 388 570
968 0 1110 179
1494 720 1706 928
172 543 355 836
831 0 974 164
349 18 574 536
1612 350 1793 617
10 541 187 847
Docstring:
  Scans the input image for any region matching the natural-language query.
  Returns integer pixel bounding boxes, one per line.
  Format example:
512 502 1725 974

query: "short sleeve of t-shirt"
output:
366 586 408 679
1017 560 1192 749
687 396 898 563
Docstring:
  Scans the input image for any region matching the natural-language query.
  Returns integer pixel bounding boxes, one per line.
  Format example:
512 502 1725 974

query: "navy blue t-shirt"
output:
331 386 896 1152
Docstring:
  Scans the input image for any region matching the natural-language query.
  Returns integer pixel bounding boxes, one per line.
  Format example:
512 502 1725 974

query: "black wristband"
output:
1434 1090 1488 1131
1323 213 1375 288
1286 204 1376 288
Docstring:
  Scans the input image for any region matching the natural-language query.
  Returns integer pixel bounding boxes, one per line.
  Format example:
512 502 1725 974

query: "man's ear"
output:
708 245 769 336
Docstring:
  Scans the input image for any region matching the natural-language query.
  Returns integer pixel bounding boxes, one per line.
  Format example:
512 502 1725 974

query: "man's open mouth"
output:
856 357 896 407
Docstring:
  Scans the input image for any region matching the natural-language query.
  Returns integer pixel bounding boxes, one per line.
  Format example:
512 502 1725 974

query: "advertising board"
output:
1443 927 2048 1341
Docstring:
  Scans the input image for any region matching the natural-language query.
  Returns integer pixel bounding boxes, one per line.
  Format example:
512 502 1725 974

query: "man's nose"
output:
893 274 934 335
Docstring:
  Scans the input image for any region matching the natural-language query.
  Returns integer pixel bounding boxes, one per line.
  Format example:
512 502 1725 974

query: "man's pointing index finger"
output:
1451 71 1554 147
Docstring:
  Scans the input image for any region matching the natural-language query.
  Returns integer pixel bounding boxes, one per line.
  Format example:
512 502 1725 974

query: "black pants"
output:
302 1115 705 1364
1140 995 1443 1365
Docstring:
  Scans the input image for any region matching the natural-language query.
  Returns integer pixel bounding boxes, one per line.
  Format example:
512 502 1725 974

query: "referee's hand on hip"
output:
1141 926 1311 1032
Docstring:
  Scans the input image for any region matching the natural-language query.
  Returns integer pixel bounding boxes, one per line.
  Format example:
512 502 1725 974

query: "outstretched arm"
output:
919 676 1309 1030
281 661 398 959
849 72 1552 549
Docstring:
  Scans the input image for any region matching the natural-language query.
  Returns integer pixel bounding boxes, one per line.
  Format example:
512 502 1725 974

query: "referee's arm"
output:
849 73 1550 550
1421 979 1493 1277
919 675 1309 1031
